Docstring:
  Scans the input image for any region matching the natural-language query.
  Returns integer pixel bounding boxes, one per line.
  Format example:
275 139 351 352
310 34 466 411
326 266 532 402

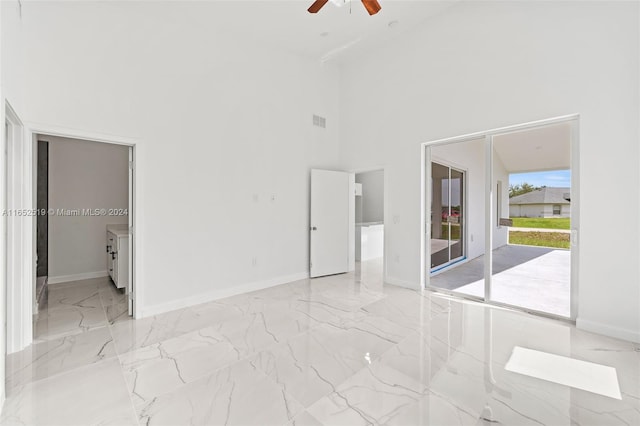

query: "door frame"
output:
420 114 580 321
349 167 388 282
428 159 468 273
4 101 31 354
6 121 142 353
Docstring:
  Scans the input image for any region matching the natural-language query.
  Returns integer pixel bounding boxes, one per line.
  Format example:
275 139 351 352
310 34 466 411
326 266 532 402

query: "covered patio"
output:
430 244 570 317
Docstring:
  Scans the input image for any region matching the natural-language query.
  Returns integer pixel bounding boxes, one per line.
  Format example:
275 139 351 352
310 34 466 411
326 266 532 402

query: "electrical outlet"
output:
394 255 400 263
252 257 257 267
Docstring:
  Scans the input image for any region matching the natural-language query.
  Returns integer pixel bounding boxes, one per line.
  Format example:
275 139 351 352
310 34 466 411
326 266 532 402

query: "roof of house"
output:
509 187 571 205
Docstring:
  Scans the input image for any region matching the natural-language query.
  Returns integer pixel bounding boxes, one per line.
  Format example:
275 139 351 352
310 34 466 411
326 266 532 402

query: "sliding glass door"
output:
430 162 465 271
424 118 577 320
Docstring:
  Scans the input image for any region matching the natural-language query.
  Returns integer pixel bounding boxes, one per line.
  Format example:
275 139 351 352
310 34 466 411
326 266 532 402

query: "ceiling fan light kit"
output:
307 0 382 16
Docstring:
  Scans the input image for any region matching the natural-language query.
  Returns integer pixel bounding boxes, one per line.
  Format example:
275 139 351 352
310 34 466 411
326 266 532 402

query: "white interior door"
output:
310 169 349 278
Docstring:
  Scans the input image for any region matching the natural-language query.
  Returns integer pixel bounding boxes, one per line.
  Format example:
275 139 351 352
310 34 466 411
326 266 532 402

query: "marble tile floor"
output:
2 261 639 425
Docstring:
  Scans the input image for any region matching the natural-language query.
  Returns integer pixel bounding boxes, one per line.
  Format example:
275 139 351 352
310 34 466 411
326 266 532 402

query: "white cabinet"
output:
355 223 384 261
106 224 129 289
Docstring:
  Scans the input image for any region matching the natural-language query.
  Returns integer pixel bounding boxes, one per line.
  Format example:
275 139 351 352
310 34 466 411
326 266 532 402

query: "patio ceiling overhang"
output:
493 121 571 173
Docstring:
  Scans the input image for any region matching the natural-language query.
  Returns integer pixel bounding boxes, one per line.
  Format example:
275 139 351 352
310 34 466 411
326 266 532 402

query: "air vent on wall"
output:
312 114 326 129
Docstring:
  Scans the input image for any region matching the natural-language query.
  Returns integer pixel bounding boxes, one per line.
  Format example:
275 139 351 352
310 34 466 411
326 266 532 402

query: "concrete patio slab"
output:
430 245 570 317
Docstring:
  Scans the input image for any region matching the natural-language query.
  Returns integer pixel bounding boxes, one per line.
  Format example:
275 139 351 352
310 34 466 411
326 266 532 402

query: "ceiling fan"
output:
308 0 382 16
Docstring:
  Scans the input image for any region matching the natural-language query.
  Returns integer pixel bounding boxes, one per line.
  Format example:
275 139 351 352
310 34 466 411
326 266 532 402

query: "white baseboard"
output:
48 271 109 285
385 275 419 290
139 271 310 317
577 318 640 343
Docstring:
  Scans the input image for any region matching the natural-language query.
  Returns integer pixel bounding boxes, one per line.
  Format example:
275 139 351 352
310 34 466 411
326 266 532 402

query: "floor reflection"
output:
2 259 638 426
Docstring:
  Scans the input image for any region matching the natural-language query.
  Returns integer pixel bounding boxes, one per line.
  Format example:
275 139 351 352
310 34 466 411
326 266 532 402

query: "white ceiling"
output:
493 122 572 173
137 1 461 63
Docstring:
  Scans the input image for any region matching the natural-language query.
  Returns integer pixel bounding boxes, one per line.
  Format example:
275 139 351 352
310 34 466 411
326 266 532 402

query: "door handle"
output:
311 226 317 231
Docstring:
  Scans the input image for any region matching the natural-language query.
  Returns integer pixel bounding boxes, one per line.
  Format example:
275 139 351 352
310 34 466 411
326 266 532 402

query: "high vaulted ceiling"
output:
132 0 461 63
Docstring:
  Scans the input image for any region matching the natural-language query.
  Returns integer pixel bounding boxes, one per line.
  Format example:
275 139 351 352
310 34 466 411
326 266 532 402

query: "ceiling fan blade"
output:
308 0 329 14
361 0 382 15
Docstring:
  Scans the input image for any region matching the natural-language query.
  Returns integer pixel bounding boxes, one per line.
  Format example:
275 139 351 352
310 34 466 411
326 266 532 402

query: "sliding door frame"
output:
421 114 580 322
429 159 467 273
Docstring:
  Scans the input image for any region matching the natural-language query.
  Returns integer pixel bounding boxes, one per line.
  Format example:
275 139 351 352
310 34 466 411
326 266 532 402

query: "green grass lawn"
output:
441 224 461 240
509 231 570 249
510 217 570 230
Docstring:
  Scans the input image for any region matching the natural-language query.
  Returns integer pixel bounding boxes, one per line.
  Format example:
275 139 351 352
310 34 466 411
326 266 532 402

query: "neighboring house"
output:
509 187 571 218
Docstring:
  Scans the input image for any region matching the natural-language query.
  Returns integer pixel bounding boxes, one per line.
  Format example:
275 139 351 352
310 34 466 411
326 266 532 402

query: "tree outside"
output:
508 182 544 198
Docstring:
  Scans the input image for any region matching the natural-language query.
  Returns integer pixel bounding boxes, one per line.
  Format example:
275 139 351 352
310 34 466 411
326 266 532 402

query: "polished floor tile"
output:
33 305 109 342
306 362 425 425
6 326 117 394
3 262 640 425
0 359 137 426
119 326 241 405
137 359 303 426
253 322 399 409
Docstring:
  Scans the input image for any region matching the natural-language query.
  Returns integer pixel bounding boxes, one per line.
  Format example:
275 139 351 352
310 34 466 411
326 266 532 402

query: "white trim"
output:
348 174 356 272
423 114 579 147
25 122 139 147
484 135 493 300
569 119 580 320
385 275 419 290
48 271 109 285
138 272 309 317
577 318 640 344
4 101 33 354
26 123 142 319
422 148 430 291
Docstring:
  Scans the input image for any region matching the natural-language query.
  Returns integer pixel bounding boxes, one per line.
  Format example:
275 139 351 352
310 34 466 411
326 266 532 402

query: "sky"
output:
509 169 571 188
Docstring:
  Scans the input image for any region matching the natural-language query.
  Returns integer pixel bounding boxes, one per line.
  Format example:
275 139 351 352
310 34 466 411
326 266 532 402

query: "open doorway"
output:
33 135 134 342
423 116 578 320
354 169 384 281
35 141 49 313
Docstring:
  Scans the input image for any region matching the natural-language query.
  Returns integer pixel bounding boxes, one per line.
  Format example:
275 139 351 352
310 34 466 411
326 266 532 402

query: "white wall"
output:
2 0 638 345
8 1 342 314
45 136 129 283
339 1 640 342
355 170 384 223
0 0 7 406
